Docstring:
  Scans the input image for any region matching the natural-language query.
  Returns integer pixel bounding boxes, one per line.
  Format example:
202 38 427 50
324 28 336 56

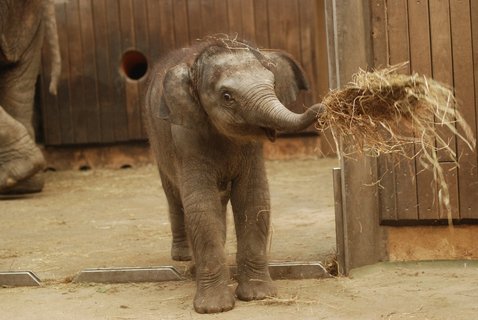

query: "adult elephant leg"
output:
0 20 46 193
231 148 277 301
181 168 234 313
0 107 45 191
159 171 191 261
0 22 44 138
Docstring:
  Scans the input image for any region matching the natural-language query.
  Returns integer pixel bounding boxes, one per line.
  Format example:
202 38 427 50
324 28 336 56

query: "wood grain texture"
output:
41 0 328 145
375 0 478 223
450 0 478 219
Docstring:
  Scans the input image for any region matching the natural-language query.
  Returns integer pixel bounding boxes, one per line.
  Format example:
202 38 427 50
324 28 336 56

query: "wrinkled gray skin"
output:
0 0 60 194
144 39 321 314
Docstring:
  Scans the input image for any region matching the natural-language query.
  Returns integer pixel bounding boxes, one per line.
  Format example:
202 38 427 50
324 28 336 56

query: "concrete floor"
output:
1 158 477 319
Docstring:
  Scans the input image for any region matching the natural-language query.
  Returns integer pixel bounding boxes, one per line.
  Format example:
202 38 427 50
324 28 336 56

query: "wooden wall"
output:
40 0 329 146
371 0 478 224
329 0 478 275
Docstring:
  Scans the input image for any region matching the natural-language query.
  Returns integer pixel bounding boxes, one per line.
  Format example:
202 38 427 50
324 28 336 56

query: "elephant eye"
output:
222 92 233 102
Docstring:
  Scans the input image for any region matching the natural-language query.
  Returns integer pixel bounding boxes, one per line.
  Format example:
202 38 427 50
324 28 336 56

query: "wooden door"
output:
371 0 478 224
330 0 478 274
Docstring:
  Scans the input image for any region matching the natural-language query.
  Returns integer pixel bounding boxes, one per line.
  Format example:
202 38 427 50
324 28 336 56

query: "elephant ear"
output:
262 50 309 107
156 63 206 129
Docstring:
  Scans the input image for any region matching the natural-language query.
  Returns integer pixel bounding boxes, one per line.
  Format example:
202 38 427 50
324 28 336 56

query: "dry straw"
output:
318 63 476 222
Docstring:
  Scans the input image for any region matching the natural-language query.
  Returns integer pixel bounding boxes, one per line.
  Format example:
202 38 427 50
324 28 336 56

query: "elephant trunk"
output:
243 85 322 133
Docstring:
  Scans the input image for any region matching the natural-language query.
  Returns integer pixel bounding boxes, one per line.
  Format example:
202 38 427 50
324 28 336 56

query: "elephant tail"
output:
43 0 61 95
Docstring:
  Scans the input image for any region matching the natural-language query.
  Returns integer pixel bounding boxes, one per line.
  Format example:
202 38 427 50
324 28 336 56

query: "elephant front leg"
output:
0 25 46 193
181 176 235 313
231 161 277 301
0 107 45 191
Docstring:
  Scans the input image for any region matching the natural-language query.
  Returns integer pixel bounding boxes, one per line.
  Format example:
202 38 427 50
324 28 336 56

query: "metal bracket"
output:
74 266 183 284
230 262 331 280
0 271 41 287
268 261 331 279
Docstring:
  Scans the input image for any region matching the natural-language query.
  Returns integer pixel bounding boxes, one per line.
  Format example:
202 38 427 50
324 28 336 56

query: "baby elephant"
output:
143 38 321 313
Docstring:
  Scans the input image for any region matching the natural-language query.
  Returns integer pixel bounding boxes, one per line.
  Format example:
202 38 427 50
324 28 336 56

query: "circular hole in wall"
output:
121 50 148 80
79 165 91 171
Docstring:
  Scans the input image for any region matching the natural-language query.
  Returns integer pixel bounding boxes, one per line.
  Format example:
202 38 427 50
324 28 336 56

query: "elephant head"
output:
157 39 321 142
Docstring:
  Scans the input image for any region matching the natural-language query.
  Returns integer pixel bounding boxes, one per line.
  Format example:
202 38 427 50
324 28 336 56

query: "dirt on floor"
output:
1 158 477 319
0 158 337 280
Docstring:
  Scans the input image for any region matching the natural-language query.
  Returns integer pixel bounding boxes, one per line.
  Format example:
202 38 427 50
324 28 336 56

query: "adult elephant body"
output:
144 38 321 313
0 0 60 193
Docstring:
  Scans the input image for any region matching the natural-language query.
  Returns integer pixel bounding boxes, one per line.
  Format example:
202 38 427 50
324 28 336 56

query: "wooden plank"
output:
92 0 115 143
387 0 408 65
314 0 329 99
79 0 101 143
407 0 437 220
105 0 128 141
268 0 301 59
199 0 229 36
119 0 142 140
267 0 303 113
324 0 337 89
225 0 256 43
470 0 478 220
172 0 190 48
145 0 161 61
450 0 478 219
439 163 460 221
377 157 397 223
298 0 316 106
187 0 202 42
41 2 68 145
428 0 459 221
227 0 243 38
132 0 149 139
318 0 336 157
56 2 74 145
429 0 456 162
66 0 87 144
157 0 175 56
226 0 256 42
118 0 135 49
372 0 397 223
253 0 270 48
385 0 417 223
370 0 388 68
240 0 256 42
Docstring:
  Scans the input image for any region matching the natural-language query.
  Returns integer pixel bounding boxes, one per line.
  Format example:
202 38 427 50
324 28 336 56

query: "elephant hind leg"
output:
0 107 45 193
159 171 191 261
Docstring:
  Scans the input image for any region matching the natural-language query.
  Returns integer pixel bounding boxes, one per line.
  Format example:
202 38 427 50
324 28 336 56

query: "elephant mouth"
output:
262 127 277 142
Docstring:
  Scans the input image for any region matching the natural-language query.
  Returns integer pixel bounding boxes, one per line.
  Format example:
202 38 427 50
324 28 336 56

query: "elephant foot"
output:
236 277 277 301
1 173 45 195
194 282 235 314
171 241 192 261
0 133 45 192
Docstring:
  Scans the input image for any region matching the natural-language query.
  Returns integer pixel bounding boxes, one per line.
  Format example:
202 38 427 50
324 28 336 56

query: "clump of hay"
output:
318 63 475 221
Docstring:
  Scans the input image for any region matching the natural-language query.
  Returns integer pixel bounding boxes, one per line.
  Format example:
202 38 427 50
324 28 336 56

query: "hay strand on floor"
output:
317 63 476 222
